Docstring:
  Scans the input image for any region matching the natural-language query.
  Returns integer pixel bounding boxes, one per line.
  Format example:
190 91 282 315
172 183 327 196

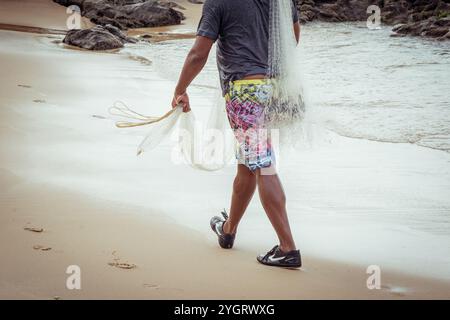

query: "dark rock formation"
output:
295 0 450 40
53 0 184 30
384 0 450 40
297 0 374 24
392 16 450 40
63 24 137 50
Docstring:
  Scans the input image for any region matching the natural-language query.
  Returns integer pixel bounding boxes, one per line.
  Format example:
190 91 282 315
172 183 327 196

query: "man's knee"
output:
237 165 255 178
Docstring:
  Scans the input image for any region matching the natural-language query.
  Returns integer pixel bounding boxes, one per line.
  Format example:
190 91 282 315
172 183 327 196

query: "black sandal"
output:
257 245 302 268
210 210 236 249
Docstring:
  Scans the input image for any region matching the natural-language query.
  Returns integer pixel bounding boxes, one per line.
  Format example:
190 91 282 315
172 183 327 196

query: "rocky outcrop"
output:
53 0 184 30
63 24 137 50
385 0 450 40
297 0 373 23
297 0 374 24
392 16 450 40
296 0 450 40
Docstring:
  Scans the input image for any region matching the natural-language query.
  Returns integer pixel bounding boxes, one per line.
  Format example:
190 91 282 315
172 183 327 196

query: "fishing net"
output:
266 0 308 147
109 94 236 170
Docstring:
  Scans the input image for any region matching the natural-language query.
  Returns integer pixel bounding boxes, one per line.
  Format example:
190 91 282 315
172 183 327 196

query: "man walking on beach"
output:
172 0 302 268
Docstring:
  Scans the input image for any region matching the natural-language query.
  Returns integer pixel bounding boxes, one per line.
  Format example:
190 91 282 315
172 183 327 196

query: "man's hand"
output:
172 91 191 113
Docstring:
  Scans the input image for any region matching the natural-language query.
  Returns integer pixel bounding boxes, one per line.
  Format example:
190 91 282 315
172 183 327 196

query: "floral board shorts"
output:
225 79 275 172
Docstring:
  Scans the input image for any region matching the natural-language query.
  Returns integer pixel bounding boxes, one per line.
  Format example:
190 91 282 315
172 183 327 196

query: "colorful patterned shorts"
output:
225 79 275 171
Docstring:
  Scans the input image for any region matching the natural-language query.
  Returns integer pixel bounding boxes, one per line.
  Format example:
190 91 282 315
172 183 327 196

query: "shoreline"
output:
0 23 67 35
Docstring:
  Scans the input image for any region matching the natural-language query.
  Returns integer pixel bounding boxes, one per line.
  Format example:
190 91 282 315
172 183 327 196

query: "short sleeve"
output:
197 0 222 41
292 0 299 23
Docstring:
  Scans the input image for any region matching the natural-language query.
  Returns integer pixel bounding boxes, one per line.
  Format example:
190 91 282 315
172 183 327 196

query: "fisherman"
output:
172 0 302 268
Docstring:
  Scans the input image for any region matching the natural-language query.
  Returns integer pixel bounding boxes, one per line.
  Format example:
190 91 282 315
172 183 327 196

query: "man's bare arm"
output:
172 36 214 111
294 22 300 44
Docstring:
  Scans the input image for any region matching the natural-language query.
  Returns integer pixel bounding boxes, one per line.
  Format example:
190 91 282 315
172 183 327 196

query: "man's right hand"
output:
172 92 191 113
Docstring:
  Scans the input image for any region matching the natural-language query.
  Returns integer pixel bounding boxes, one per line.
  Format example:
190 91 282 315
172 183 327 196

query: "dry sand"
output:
0 0 92 31
0 0 449 299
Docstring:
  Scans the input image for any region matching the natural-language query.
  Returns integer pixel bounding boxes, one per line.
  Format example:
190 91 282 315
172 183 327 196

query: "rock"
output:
63 25 136 50
435 17 450 27
391 16 450 39
392 23 408 33
297 0 373 23
294 0 450 40
299 5 316 23
317 5 342 22
300 4 314 13
410 10 436 23
381 0 411 25
422 26 449 37
437 30 450 41
53 0 84 6
103 24 137 43
53 0 184 30
165 1 186 10
377 0 450 40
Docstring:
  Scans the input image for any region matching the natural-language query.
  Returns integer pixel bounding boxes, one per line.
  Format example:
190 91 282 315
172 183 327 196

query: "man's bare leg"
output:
256 170 296 252
223 164 257 234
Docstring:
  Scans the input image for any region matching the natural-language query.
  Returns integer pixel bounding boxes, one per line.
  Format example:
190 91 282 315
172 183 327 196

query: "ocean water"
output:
141 22 450 153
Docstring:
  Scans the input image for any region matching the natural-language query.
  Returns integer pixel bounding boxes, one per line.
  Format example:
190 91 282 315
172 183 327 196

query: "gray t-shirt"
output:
197 0 299 95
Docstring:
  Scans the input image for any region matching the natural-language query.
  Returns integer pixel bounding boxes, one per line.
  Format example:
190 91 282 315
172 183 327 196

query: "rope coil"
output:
108 101 179 128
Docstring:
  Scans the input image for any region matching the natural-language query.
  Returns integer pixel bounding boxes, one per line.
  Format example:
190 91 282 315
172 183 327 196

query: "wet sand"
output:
2 173 450 299
0 0 449 299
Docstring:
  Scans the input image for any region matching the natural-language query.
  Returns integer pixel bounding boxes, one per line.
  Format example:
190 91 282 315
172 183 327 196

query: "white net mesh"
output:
266 0 307 146
176 92 235 171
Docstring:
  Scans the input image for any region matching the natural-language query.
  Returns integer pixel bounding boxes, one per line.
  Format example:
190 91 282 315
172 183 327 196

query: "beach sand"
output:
2 174 450 299
0 0 92 32
0 0 449 299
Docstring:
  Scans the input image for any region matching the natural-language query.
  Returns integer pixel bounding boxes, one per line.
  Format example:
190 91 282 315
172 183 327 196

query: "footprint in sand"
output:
126 54 152 66
108 251 137 270
24 226 44 233
92 114 106 119
33 245 52 251
17 85 48 104
143 284 184 293
108 261 137 269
